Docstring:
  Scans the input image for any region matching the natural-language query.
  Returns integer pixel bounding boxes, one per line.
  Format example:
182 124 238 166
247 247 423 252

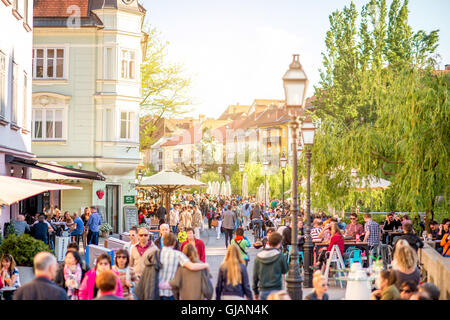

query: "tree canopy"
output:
309 0 448 225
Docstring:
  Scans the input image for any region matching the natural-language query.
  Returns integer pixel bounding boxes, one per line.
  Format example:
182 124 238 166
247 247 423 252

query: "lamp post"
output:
239 163 245 196
280 153 287 224
262 160 269 215
218 166 222 195
301 118 316 288
283 53 309 300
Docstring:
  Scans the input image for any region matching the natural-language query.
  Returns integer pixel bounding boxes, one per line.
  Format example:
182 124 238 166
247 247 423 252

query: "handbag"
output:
211 219 218 227
236 240 250 262
201 269 214 300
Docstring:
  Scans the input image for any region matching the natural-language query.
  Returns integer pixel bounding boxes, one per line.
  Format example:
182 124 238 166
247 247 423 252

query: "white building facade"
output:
0 0 34 231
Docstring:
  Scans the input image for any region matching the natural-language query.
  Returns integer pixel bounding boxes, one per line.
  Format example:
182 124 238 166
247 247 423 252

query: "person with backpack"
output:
231 228 251 267
216 244 253 300
252 232 288 300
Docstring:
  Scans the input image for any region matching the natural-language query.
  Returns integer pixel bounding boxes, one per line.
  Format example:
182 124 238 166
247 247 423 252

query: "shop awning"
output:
5 155 105 181
0 176 82 206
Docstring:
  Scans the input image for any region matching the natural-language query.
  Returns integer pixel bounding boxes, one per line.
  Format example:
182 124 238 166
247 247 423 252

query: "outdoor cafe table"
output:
312 240 370 265
0 286 17 300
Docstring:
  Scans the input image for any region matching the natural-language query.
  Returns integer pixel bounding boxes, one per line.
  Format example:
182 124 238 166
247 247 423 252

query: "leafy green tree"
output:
310 0 447 229
139 26 194 151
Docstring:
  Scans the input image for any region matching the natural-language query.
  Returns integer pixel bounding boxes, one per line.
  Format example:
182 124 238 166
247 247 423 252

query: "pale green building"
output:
31 0 147 233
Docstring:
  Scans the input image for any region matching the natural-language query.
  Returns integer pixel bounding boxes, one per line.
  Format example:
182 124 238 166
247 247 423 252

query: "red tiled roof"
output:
34 0 90 17
160 126 202 147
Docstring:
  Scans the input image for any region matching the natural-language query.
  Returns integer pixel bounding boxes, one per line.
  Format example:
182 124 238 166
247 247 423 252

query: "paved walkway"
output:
203 226 346 300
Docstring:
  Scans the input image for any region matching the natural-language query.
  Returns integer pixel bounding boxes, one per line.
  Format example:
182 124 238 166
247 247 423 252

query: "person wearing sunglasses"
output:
305 270 329 300
399 280 418 300
344 213 364 240
113 249 137 300
130 228 157 279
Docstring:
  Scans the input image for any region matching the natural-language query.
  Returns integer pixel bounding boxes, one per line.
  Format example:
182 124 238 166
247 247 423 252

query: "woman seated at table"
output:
0 254 20 300
391 240 420 289
315 224 344 270
371 269 400 300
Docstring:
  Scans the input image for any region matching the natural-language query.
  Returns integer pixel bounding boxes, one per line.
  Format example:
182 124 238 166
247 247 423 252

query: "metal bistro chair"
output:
345 249 363 267
286 245 304 265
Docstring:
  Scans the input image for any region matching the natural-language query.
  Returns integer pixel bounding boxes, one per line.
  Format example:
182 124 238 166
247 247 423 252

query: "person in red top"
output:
180 228 206 263
315 223 344 269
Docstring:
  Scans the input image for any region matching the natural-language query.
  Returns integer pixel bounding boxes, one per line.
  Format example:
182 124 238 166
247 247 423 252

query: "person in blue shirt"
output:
71 212 84 246
87 206 102 245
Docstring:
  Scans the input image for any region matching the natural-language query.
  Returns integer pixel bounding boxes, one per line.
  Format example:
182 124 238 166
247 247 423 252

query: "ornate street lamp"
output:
262 160 269 215
280 152 287 224
283 53 308 300
239 163 245 195
218 166 222 190
301 118 316 289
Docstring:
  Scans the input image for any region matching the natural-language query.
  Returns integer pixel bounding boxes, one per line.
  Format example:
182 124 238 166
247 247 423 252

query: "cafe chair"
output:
286 245 304 265
345 249 363 267
322 245 346 288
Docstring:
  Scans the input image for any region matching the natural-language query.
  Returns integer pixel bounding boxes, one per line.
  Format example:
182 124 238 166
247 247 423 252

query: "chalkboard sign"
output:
124 206 138 231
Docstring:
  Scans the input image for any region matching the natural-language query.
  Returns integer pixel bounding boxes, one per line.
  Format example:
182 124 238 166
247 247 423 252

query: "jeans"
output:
160 295 175 300
88 231 99 245
259 290 277 300
224 228 234 247
251 220 262 240
171 225 178 234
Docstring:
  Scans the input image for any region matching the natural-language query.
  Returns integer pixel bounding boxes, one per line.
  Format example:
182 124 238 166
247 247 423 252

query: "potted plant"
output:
99 223 113 238
0 234 51 285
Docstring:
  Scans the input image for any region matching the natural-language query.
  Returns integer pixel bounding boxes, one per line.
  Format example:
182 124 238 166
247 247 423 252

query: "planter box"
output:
17 266 35 285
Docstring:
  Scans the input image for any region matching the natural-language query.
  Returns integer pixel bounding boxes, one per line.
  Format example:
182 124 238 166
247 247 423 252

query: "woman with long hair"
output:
55 250 84 300
316 223 344 269
392 239 420 288
215 244 253 300
0 254 20 300
169 243 211 300
81 207 90 249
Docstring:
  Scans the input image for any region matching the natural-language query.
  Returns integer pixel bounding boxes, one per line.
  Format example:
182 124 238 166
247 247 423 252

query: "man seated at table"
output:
345 213 364 240
393 222 424 252
382 213 402 243
310 219 323 240
429 221 439 240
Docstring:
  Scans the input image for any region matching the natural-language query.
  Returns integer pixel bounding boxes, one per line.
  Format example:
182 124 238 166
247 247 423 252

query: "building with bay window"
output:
31 0 147 233
0 0 34 231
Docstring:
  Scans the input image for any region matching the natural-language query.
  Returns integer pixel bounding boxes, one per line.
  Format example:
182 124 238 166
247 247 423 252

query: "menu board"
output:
124 206 138 231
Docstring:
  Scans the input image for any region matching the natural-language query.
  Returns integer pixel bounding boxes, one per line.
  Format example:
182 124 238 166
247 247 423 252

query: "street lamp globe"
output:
301 119 316 146
283 54 309 111
280 153 287 169
262 160 269 172
137 169 143 185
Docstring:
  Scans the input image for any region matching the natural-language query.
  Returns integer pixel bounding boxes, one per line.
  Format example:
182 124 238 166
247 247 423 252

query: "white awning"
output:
138 170 206 188
0 176 82 206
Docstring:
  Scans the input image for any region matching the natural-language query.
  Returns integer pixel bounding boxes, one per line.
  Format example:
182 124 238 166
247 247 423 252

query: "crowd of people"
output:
1 192 447 301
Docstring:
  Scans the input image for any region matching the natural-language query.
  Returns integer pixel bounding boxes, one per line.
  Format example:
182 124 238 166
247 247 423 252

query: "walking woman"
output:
215 244 253 300
55 250 84 300
216 205 223 240
0 254 20 300
169 243 211 300
79 253 123 300
112 249 137 300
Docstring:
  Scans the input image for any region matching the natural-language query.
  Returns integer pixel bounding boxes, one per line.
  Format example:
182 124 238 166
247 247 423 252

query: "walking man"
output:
222 205 236 248
192 205 203 238
253 232 288 300
130 227 157 279
14 252 68 300
87 206 102 245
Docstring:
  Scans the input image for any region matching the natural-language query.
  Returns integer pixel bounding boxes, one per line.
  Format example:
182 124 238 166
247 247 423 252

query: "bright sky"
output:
141 0 450 119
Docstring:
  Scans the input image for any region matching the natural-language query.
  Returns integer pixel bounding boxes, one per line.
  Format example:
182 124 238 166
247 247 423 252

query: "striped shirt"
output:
310 227 322 240
158 246 189 297
364 219 380 246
